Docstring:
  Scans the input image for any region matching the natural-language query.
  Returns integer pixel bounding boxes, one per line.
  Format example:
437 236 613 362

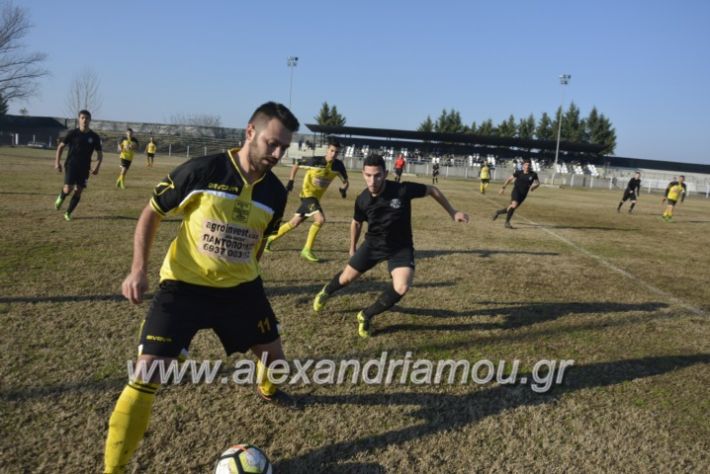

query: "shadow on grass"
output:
274 354 709 471
270 281 456 301
0 293 153 304
372 301 669 335
416 248 559 259
520 223 640 231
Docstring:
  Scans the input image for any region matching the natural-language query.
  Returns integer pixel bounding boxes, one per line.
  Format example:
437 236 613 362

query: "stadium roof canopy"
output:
306 124 606 154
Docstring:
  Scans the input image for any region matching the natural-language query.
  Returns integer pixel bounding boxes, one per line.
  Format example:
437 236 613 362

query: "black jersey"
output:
62 129 102 168
626 177 641 193
353 180 428 251
512 170 539 194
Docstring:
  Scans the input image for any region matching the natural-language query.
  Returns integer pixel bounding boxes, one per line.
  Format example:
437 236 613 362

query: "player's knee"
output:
393 282 410 295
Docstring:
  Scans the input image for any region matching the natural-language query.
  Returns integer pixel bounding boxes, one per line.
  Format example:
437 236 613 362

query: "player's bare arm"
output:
499 176 514 194
426 185 469 223
286 163 300 192
54 142 66 172
350 219 362 256
122 204 163 304
91 151 104 175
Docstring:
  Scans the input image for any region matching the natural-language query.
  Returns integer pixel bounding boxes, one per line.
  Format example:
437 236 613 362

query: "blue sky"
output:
16 0 710 164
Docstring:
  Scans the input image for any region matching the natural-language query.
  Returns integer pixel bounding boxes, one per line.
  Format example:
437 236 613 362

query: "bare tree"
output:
0 1 48 103
65 68 102 117
168 113 222 128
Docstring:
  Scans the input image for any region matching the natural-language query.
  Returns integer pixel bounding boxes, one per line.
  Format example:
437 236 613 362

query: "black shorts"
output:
147 153 155 159
138 278 280 357
511 188 528 205
666 198 677 206
481 178 490 183
296 197 323 217
120 159 133 169
64 161 90 187
622 189 637 202
348 241 415 273
394 168 403 176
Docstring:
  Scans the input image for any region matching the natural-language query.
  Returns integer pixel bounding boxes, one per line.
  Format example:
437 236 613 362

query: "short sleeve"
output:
353 196 367 222
62 130 75 144
93 133 103 151
150 159 201 216
334 160 348 182
403 182 428 200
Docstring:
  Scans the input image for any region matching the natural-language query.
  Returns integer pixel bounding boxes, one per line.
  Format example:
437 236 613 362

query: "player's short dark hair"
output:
679 175 685 179
249 101 299 133
78 109 91 119
363 154 386 170
326 137 341 148
127 128 133 133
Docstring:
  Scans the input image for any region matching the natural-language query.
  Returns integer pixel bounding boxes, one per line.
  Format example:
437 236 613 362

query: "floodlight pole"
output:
552 74 571 184
287 56 298 109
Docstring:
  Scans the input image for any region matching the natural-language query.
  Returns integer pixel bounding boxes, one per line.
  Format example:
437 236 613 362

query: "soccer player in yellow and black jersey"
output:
145 136 157 167
479 162 491 194
116 128 139 189
661 175 687 221
103 102 299 473
54 109 103 221
264 138 349 262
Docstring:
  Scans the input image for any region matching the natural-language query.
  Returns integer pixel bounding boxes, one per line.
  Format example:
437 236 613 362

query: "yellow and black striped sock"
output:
104 381 159 473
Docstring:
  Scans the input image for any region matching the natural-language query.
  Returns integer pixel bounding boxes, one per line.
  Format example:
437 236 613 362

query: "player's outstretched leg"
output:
357 286 404 338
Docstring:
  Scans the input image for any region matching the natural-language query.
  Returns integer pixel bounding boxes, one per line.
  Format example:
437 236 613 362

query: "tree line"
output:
418 105 616 154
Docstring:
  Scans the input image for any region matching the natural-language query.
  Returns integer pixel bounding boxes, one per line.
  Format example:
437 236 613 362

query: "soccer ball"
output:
214 444 273 474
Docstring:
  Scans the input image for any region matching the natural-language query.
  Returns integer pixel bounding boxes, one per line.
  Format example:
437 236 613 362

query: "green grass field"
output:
1 147 708 473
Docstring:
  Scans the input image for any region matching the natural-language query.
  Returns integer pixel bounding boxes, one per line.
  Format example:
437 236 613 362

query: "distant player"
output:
393 153 406 182
432 159 440 184
492 160 539 229
479 162 491 194
312 154 469 338
53 109 103 221
145 136 157 167
661 175 687 221
265 139 348 262
116 128 139 189
617 171 641 213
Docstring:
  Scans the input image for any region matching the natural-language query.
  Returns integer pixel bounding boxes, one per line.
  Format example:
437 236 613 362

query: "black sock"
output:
617 202 623 211
629 203 635 212
496 208 507 216
362 287 403 319
67 194 81 213
59 190 69 200
324 272 345 295
506 208 515 222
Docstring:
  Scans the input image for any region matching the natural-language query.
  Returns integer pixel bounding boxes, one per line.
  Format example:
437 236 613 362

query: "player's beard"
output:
247 146 277 176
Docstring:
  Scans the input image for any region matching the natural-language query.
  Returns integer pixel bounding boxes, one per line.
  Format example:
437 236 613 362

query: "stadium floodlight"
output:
287 56 299 109
552 74 572 184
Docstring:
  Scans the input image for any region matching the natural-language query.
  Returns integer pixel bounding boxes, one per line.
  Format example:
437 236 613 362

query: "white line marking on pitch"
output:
482 196 705 316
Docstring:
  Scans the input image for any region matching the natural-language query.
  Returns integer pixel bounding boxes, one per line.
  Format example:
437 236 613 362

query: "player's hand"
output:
91 168 99 176
339 187 347 199
661 197 666 203
453 211 469 223
122 270 148 304
286 179 294 192
55 163 62 173
498 188 505 195
349 248 356 257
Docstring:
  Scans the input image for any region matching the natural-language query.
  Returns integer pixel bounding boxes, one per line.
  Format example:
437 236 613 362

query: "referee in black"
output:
54 109 103 221
617 171 641 213
312 154 469 338
492 160 540 228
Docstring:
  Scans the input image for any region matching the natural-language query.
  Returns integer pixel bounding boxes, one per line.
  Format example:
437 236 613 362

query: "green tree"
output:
315 101 346 126
477 118 496 136
468 120 478 134
562 102 584 143
418 115 434 132
536 112 555 140
434 108 466 133
518 114 536 140
497 114 517 137
585 107 616 154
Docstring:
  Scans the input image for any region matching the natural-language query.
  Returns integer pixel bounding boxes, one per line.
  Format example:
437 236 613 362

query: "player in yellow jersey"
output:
103 102 300 473
145 136 157 167
479 162 491 194
661 175 687 222
265 138 349 262
116 128 139 189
